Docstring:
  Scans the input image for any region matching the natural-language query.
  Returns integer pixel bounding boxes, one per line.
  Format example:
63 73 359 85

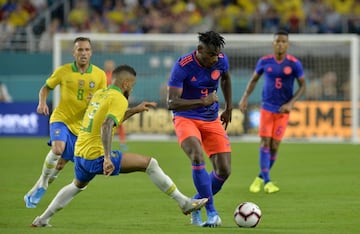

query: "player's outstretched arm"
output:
123 101 157 121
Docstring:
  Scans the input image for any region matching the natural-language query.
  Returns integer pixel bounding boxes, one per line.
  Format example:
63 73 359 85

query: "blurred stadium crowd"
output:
0 0 360 51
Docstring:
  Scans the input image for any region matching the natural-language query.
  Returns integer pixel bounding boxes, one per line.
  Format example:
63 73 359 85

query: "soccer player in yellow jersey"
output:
31 65 208 227
24 37 107 208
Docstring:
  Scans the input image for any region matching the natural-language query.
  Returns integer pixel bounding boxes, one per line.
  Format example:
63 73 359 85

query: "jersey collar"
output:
72 62 93 73
108 84 122 94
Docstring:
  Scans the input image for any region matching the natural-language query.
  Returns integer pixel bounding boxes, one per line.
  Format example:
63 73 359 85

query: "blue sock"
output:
270 153 277 168
210 171 226 196
192 163 215 213
259 147 271 184
259 152 277 179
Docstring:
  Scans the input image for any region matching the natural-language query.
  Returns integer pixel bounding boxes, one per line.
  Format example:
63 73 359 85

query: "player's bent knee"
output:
74 181 88 190
51 142 66 155
218 169 231 179
56 160 67 171
52 149 64 155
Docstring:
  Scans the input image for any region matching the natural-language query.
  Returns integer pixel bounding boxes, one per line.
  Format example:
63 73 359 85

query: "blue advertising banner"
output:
0 102 49 136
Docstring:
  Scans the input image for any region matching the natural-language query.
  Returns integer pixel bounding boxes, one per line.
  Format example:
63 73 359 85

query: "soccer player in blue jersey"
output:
31 65 208 227
167 31 232 227
24 37 107 208
239 30 306 194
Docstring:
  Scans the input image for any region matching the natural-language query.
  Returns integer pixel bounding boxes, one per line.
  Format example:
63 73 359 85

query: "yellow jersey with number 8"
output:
46 62 107 136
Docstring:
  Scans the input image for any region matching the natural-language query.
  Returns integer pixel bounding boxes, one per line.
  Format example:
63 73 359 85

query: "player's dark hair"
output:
198 31 225 49
274 30 289 37
74 37 92 45
113 64 137 76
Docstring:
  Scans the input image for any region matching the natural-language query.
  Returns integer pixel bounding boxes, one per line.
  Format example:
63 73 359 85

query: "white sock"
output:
38 150 61 189
26 150 60 196
39 182 84 222
26 178 40 197
49 169 60 184
145 158 189 207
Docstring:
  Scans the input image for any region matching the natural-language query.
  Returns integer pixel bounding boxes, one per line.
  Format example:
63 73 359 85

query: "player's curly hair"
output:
198 31 225 49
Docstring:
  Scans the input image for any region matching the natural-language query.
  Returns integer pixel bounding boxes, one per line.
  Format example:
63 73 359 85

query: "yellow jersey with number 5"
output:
75 85 128 160
46 62 107 136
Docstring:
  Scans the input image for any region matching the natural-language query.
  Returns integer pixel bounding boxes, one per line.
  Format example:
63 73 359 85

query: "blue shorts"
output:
74 151 123 182
48 122 77 162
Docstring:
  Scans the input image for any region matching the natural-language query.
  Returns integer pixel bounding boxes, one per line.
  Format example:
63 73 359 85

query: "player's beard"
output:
123 90 130 99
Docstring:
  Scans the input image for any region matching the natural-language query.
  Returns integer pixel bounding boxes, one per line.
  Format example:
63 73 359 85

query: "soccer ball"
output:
233 202 262 228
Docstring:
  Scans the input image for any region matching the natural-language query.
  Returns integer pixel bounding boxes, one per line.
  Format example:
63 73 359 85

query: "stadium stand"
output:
0 0 359 51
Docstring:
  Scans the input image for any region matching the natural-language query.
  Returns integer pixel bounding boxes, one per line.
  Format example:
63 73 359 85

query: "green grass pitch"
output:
0 137 359 234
